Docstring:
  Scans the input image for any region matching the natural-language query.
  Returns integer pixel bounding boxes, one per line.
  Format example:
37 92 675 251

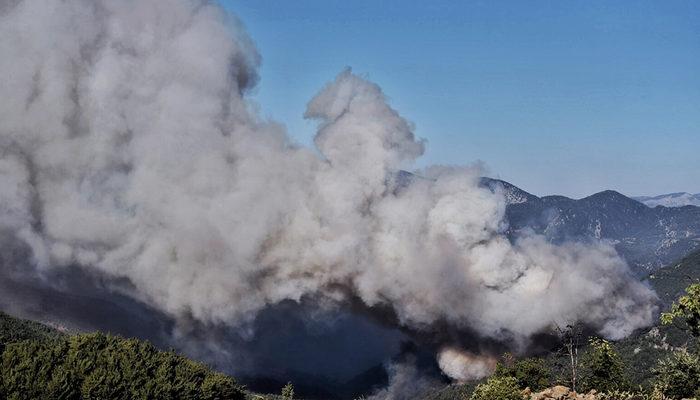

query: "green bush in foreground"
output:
0 332 245 400
655 282 700 399
661 283 700 338
494 356 551 391
469 376 523 400
281 382 295 399
653 349 700 400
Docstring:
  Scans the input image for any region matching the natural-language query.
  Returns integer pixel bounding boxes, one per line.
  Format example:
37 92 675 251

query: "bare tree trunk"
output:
571 341 577 392
557 324 580 392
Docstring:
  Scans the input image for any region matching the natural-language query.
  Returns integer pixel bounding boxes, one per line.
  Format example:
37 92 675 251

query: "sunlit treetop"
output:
661 283 700 338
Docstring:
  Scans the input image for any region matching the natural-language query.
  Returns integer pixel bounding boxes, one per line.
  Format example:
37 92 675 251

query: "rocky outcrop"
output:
523 386 663 400
522 386 698 400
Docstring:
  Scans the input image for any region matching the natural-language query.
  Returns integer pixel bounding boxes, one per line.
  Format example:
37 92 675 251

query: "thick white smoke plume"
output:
0 0 657 380
437 348 496 382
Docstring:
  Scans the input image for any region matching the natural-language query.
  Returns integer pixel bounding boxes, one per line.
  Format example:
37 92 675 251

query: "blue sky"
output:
220 1 699 198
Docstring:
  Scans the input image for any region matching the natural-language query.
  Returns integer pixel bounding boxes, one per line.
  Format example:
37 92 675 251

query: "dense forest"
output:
0 314 245 400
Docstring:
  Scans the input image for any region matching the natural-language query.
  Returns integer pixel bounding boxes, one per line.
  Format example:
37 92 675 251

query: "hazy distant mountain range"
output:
480 178 700 274
633 192 700 208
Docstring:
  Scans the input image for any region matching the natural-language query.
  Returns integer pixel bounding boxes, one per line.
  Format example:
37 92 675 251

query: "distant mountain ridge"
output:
393 172 700 273
480 178 700 274
634 192 700 208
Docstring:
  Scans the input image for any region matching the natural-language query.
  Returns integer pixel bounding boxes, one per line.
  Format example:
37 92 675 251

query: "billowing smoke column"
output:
0 0 657 384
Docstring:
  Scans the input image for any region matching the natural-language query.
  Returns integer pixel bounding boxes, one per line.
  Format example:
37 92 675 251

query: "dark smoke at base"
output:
0 236 548 399
0 236 410 399
0 0 659 398
0 243 171 343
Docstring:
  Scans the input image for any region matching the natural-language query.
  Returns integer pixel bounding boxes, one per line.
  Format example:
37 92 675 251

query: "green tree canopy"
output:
653 349 700 399
579 338 628 393
469 376 523 400
493 355 551 391
281 382 295 399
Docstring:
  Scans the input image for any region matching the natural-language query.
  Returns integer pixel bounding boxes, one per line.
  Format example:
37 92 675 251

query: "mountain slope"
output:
648 248 700 305
612 248 700 385
482 178 700 273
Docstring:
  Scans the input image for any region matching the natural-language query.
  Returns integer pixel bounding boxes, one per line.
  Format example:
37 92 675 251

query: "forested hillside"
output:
0 312 63 347
649 249 700 305
0 313 245 400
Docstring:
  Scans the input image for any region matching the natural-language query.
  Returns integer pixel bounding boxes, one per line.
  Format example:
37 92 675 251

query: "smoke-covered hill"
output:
613 248 700 383
0 1 690 398
481 178 700 274
416 249 700 400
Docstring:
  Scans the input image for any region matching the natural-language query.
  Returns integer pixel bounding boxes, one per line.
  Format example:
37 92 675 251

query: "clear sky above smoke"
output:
220 0 700 199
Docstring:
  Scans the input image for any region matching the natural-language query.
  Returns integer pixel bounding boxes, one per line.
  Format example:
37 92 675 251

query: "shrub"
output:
493 356 551 391
202 372 243 400
598 389 666 400
281 382 295 399
469 376 523 400
653 349 700 399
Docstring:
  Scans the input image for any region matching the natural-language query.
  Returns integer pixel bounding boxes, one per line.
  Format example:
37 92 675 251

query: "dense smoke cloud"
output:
0 0 657 386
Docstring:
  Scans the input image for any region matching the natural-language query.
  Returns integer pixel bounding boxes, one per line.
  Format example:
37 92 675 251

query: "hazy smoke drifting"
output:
367 359 438 400
0 0 657 384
